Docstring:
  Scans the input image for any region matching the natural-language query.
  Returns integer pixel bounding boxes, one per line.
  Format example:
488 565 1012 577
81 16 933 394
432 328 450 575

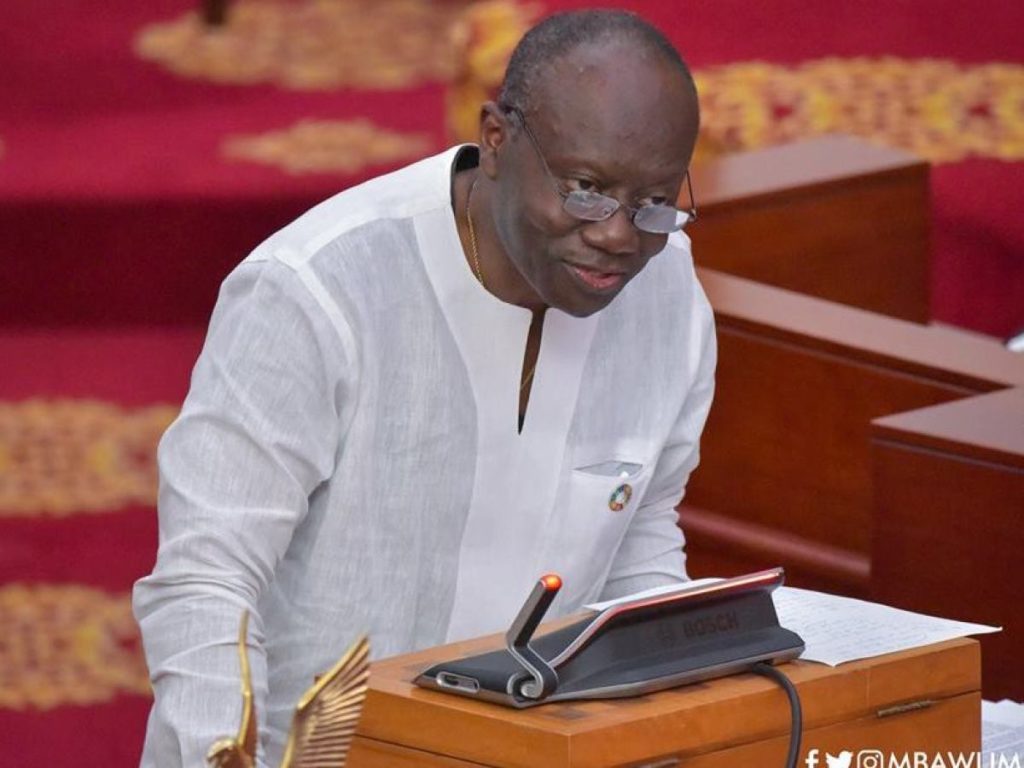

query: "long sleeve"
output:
599 304 717 602
132 257 352 768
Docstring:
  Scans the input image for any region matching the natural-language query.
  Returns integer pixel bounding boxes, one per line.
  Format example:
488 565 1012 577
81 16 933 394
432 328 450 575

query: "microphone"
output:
505 574 562 701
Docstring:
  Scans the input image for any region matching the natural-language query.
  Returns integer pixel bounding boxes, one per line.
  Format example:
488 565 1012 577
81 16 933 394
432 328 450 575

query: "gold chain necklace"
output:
465 176 485 286
464 176 537 390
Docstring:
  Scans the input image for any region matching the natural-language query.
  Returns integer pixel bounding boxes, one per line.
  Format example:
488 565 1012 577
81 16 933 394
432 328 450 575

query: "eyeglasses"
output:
503 105 697 235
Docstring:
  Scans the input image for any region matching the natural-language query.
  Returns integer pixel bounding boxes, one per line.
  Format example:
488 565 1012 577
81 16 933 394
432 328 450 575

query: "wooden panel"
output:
353 695 981 768
680 505 870 594
349 736 489 767
683 269 1024 592
690 135 930 322
870 388 1024 700
359 622 979 768
626 693 979 768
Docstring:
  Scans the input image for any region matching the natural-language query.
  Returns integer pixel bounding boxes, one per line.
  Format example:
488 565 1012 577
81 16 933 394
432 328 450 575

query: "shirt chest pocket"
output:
540 458 655 611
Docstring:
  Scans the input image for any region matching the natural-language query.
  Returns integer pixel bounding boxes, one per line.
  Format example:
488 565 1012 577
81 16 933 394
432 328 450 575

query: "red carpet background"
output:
0 1 1021 765
0 329 203 765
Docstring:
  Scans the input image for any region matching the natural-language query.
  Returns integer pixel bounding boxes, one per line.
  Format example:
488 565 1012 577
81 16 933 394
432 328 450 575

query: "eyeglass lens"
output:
563 192 690 234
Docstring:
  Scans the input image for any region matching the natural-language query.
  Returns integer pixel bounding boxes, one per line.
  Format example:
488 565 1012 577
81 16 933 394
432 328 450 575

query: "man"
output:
134 9 714 766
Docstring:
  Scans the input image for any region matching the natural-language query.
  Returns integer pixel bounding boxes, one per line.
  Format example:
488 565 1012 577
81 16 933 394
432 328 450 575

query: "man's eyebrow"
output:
547 153 676 183
538 135 685 185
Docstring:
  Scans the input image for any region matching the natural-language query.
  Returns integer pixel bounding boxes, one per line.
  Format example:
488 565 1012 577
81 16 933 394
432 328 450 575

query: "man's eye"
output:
639 196 669 207
564 178 597 193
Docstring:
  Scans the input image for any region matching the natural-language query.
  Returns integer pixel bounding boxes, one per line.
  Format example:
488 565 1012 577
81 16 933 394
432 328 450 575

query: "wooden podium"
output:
346 630 980 767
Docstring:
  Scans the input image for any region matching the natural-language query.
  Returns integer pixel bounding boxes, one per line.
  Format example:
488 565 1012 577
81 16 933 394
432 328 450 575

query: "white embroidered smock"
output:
133 146 717 767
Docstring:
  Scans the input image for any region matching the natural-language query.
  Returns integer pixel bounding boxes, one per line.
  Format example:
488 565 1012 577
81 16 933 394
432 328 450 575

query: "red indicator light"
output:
541 574 562 591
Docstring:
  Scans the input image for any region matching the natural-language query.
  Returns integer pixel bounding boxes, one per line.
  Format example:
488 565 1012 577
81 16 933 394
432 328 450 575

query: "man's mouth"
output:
566 263 626 292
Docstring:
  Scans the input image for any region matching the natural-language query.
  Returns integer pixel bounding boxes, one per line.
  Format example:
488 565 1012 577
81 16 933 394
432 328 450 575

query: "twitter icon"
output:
805 749 855 768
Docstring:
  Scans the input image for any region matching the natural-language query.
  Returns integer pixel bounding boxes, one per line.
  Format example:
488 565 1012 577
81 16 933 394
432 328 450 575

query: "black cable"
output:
753 662 803 768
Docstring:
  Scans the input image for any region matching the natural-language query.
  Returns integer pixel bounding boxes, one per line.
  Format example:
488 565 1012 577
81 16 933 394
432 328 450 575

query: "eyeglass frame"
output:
500 103 698 234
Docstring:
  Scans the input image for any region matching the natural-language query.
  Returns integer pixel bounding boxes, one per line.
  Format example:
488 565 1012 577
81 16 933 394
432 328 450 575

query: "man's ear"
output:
478 101 508 181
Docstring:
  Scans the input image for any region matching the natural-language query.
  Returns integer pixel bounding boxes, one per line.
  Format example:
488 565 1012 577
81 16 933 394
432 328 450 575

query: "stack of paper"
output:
983 700 1024 760
771 587 1000 666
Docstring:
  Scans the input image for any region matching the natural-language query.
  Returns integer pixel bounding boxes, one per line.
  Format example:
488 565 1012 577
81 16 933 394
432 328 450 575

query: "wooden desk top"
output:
357 627 980 767
698 267 1024 392
872 387 1024 469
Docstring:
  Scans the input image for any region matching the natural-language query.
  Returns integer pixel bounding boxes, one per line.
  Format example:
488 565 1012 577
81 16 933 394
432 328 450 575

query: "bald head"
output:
498 9 698 124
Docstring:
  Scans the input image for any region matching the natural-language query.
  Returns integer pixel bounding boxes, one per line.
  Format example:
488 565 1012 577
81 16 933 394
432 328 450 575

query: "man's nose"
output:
578 206 640 257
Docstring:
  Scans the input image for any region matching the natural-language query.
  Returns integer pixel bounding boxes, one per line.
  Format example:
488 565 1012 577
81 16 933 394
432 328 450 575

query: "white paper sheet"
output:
983 700 1024 759
771 587 1001 666
584 581 1001 667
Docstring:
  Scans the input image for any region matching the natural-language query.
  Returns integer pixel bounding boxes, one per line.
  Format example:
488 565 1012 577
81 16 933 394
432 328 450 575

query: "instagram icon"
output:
857 750 884 768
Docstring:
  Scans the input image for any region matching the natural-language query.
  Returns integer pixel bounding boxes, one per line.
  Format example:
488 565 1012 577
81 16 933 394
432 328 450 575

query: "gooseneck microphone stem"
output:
505 574 562 700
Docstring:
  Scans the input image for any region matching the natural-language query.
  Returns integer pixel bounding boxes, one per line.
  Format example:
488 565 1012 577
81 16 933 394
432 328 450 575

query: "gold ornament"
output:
207 611 370 768
206 612 257 768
